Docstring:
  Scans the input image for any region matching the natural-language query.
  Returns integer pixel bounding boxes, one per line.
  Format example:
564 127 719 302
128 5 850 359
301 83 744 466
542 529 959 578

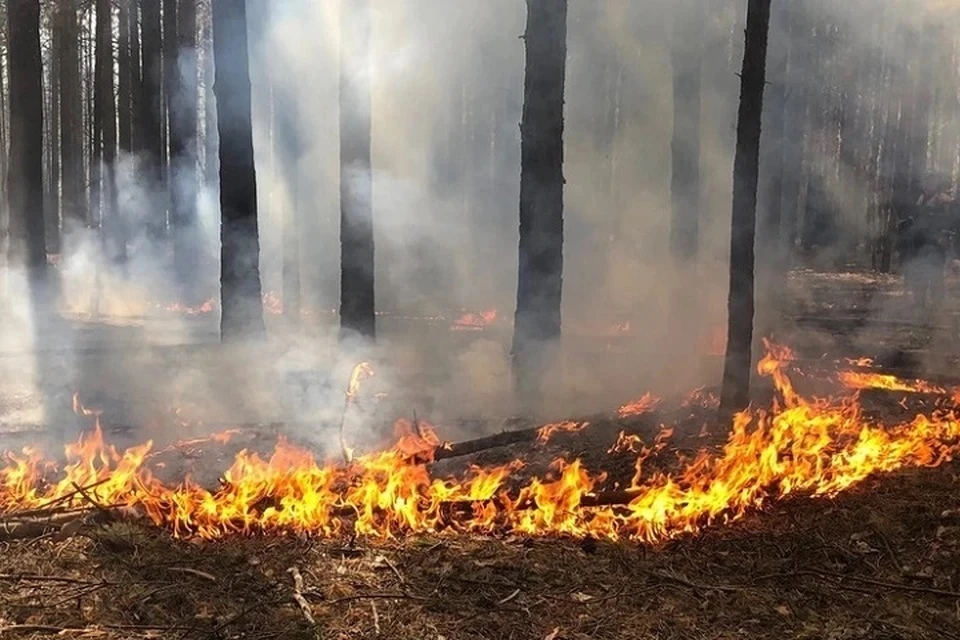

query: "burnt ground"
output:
2 269 960 638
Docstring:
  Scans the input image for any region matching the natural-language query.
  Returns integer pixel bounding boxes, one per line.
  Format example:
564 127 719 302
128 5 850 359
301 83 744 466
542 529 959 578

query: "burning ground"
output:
0 341 959 638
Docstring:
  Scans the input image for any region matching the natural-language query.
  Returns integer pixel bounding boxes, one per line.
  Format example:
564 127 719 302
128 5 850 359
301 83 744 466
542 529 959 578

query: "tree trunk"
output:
511 0 567 407
275 80 302 322
130 0 143 152
57 0 84 236
718 0 772 416
212 0 265 341
171 0 200 299
47 22 62 257
202 3 218 189
339 0 375 340
669 2 702 263
142 0 165 238
6 0 46 271
118 0 133 153
96 0 122 263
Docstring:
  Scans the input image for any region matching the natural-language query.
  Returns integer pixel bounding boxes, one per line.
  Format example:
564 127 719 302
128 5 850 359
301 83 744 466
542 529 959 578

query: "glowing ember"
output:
537 421 589 444
618 393 661 419
263 291 284 315
682 387 720 409
608 431 643 454
452 309 498 331
2 342 960 543
166 298 217 316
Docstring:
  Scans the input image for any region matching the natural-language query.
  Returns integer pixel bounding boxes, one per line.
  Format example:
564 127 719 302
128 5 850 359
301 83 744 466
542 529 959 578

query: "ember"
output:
451 309 498 331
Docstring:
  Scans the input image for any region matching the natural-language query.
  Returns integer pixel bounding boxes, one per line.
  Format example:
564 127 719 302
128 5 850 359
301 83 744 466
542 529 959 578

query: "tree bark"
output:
47 21 62 257
212 0 265 341
118 0 133 153
202 2 218 189
339 0 376 340
171 0 201 299
275 81 302 322
130 0 143 153
142 0 165 238
95 0 122 263
669 1 703 263
57 0 84 236
718 0 772 416
6 0 46 272
511 0 567 407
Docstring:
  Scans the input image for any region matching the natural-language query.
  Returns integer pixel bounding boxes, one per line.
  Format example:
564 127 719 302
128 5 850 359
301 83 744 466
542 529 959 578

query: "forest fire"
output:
2 343 959 543
451 309 498 331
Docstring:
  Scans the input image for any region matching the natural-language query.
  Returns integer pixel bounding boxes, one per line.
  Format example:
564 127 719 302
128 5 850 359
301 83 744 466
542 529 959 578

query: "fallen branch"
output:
288 566 316 625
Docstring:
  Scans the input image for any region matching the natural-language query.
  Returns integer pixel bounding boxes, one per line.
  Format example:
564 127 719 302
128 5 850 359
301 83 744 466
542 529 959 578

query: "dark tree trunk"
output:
96 0 122 263
142 0 165 238
118 0 133 153
212 0 265 341
171 0 200 298
339 0 375 340
130 0 143 152
57 0 84 234
6 0 46 271
669 2 703 263
719 0 772 416
511 0 567 405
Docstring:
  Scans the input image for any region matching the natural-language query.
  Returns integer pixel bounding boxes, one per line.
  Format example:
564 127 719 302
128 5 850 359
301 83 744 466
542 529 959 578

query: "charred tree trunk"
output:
57 0 84 236
339 0 375 340
95 0 122 263
6 0 46 272
212 0 265 341
719 0 772 416
118 0 133 153
171 0 200 299
511 0 567 406
142 0 165 239
669 3 703 263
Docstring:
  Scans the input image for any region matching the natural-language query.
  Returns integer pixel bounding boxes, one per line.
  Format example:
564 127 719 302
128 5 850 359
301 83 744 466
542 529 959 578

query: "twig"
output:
167 566 217 582
316 592 426 606
755 569 960 598
371 600 381 634
646 570 739 594
71 482 113 517
288 566 316 625
496 588 521 606
0 573 105 585
5 478 112 517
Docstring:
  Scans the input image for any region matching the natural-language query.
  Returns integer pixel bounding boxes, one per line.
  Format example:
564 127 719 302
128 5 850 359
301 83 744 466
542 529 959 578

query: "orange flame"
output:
536 421 589 444
452 309 498 331
618 393 661 419
838 371 947 395
3 343 960 543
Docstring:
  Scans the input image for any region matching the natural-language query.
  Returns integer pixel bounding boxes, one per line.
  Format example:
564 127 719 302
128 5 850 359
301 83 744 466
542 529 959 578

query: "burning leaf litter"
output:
2 342 960 543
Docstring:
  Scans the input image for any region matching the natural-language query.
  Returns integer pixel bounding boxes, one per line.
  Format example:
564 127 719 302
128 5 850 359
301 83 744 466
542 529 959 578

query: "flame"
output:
537 421 589 444
838 371 947 395
166 297 216 316
346 363 374 402
845 357 875 368
3 343 960 543
682 387 720 409
608 431 643 454
618 393 661 419
452 309 498 331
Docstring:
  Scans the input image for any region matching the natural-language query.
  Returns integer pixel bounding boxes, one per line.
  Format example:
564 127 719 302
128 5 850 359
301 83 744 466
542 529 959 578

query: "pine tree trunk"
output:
57 0 84 236
274 73 302 322
339 0 375 340
512 0 567 407
47 25 62 257
6 0 46 272
142 0 165 238
171 0 200 299
118 0 133 153
130 0 143 152
669 2 702 263
719 0 772 416
202 2 218 189
212 0 265 341
96 0 122 263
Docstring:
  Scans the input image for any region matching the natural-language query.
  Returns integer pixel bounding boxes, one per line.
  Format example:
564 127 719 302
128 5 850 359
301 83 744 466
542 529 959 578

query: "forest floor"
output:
1 268 960 638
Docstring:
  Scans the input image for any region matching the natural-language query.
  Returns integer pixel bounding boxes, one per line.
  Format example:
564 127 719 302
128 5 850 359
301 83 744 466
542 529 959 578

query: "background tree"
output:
171 0 201 299
212 0 265 341
7 0 46 275
56 0 83 237
94 0 120 262
719 0 773 415
142 0 164 239
512 0 568 407
339 0 375 340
